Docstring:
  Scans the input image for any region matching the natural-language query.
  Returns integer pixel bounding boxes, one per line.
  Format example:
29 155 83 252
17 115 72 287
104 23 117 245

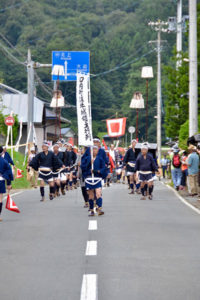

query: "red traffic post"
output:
5 116 15 126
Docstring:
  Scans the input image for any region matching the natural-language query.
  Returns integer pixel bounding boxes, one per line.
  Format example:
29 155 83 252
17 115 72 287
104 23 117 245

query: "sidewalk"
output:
162 178 200 210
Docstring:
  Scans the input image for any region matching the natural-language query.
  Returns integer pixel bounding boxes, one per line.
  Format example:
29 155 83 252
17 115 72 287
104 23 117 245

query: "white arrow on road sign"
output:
64 61 68 80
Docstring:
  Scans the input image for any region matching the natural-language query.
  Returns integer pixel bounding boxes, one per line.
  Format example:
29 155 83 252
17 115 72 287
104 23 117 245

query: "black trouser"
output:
162 166 167 178
181 169 188 187
81 186 89 203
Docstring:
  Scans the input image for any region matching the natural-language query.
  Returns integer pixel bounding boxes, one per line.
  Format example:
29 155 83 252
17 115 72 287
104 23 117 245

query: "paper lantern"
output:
130 92 144 109
141 66 154 79
50 90 65 108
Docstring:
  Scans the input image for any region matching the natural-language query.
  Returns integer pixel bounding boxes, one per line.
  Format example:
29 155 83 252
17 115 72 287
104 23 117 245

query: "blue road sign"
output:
52 51 90 81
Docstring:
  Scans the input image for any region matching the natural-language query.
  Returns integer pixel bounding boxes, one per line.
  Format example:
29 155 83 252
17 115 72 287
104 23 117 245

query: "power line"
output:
91 48 155 78
0 32 26 58
35 71 52 96
0 41 26 66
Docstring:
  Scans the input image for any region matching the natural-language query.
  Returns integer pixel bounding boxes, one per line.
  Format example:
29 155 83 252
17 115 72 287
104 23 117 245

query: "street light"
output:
141 66 154 141
130 92 144 140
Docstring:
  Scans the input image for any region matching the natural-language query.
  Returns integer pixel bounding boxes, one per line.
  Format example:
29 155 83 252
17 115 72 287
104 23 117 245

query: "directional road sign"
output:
52 51 90 81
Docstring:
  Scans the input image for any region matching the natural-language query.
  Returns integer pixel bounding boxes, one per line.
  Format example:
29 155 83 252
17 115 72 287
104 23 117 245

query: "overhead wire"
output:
0 32 26 58
91 48 156 78
0 41 26 66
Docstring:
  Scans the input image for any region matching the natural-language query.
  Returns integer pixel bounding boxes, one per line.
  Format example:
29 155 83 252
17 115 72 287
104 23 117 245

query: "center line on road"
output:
88 220 97 230
80 274 98 300
85 241 97 256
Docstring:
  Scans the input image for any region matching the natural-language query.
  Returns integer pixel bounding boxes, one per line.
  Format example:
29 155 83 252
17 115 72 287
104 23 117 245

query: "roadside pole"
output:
148 20 168 163
189 0 198 136
27 49 34 143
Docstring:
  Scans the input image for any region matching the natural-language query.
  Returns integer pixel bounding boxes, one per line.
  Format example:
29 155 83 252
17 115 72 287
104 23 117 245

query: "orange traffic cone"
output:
6 194 20 213
16 168 23 179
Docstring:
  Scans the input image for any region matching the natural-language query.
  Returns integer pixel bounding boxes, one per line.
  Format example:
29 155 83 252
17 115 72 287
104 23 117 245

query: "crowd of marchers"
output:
1 137 200 221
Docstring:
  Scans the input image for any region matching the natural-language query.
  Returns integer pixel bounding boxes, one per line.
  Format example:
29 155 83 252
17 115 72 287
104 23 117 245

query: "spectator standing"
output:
161 155 168 179
187 145 199 196
170 146 182 190
180 151 188 190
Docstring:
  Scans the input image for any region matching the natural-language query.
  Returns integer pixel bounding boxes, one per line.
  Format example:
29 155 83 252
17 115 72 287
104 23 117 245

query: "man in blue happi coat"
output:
0 146 14 221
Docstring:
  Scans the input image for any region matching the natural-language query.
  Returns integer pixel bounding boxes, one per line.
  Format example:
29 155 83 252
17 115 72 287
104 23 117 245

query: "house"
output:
61 127 77 145
0 83 71 151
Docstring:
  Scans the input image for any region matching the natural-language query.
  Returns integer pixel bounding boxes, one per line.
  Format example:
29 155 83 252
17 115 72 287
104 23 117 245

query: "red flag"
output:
6 194 20 213
102 139 108 150
106 118 126 138
102 139 115 173
16 169 23 179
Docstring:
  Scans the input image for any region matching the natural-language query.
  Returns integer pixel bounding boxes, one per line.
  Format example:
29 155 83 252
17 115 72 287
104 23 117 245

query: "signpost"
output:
128 126 135 144
5 115 15 159
52 51 90 81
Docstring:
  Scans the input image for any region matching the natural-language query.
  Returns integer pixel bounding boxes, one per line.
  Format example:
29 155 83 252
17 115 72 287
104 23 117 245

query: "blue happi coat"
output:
84 147 108 165
81 154 108 179
0 156 13 182
4 151 15 166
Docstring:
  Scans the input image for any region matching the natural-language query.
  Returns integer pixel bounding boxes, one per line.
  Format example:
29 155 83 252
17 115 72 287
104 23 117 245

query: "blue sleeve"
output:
134 157 140 172
94 158 107 179
2 160 13 181
81 155 91 178
6 152 14 166
123 150 129 165
151 156 158 172
29 153 40 171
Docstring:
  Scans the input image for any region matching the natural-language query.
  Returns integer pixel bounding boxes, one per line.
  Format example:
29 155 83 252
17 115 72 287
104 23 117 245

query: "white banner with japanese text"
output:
76 73 93 146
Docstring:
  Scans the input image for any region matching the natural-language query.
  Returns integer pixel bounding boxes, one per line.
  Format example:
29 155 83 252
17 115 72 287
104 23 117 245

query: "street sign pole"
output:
5 114 15 160
128 126 135 144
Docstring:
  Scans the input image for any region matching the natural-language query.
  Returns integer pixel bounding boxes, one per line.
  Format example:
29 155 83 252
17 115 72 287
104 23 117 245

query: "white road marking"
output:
85 241 97 256
4 191 23 200
80 274 98 300
163 182 200 215
88 220 97 230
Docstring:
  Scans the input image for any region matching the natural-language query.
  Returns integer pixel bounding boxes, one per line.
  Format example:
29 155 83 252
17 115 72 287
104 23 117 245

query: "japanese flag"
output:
106 118 127 138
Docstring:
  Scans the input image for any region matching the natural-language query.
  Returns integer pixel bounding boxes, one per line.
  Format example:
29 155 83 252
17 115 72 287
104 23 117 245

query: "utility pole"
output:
148 20 168 163
157 29 162 163
176 0 182 68
27 49 34 142
189 0 198 136
27 56 52 143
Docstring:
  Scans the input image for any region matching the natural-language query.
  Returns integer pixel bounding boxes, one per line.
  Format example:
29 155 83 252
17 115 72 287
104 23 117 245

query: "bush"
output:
179 116 200 149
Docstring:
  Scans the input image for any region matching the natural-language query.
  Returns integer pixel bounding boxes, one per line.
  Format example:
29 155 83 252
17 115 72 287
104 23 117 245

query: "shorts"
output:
0 180 6 194
53 172 61 179
139 173 153 182
38 171 53 182
116 168 122 175
60 171 67 181
85 177 102 190
127 171 135 176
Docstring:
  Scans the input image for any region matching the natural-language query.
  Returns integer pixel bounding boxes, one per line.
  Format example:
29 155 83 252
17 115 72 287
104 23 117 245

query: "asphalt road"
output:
1 182 200 300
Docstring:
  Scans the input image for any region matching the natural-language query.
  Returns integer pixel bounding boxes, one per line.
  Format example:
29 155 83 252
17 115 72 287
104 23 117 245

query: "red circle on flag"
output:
5 116 15 126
